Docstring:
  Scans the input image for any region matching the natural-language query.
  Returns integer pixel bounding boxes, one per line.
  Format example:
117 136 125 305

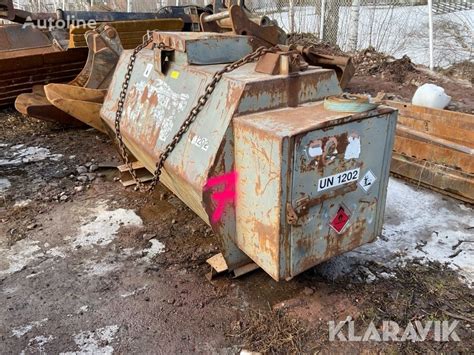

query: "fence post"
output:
319 0 326 41
127 0 132 12
348 0 360 52
428 0 434 70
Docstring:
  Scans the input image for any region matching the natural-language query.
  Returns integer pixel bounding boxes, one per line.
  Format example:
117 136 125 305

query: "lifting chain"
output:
114 35 275 192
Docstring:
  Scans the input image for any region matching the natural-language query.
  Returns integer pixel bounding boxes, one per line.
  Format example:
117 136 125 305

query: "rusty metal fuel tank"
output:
101 32 397 281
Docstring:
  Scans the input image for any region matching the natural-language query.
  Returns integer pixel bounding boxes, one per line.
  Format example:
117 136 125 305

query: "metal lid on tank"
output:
153 31 254 65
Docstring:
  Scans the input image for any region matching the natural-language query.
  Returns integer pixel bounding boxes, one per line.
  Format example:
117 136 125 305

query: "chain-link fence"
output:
246 0 473 68
7 0 474 67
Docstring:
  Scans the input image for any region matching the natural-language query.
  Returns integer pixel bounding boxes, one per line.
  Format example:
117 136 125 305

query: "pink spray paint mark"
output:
205 172 238 223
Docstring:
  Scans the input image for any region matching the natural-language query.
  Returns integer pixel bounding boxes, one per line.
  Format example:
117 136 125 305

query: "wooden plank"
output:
117 161 146 173
120 175 154 187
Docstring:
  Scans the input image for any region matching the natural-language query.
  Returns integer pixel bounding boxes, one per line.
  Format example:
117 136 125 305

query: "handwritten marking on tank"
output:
344 134 361 160
205 172 238 223
189 134 209 152
123 80 189 144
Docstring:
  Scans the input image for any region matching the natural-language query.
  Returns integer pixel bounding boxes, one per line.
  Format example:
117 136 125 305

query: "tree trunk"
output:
348 0 360 51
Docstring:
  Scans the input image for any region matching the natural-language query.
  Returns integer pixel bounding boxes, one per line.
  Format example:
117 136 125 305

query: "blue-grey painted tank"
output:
101 32 398 281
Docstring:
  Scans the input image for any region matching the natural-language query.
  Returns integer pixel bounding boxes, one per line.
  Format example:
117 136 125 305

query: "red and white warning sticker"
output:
330 206 351 234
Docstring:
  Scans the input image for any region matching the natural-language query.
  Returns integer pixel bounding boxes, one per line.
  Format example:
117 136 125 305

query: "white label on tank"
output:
318 168 360 192
359 170 377 193
344 135 361 160
144 63 154 78
308 140 323 158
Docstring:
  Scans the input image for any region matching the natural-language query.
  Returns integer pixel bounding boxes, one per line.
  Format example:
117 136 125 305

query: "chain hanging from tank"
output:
114 33 275 192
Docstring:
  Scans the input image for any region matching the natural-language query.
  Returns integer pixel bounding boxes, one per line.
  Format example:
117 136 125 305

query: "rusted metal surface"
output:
15 26 123 127
255 50 308 75
1 0 209 31
200 4 286 46
386 100 473 203
0 47 88 107
0 25 53 53
232 104 396 279
153 31 255 64
68 19 184 49
101 31 397 281
14 85 84 126
296 45 355 89
44 85 108 132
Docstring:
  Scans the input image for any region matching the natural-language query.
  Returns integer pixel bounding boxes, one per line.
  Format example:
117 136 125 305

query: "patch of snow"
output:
46 247 67 258
11 318 48 338
1 286 19 294
60 325 119 355
318 178 474 286
13 199 32 208
0 146 63 167
0 178 11 192
120 285 148 298
261 6 473 68
141 239 166 262
26 335 54 353
77 305 89 314
83 260 120 277
26 271 45 279
72 203 143 249
0 240 44 277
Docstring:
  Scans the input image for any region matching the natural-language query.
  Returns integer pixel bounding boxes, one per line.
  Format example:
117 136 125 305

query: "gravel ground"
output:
0 110 472 354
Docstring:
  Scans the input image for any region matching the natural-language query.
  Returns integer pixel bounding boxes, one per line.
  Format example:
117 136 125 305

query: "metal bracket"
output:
154 48 175 75
255 51 309 75
286 202 299 226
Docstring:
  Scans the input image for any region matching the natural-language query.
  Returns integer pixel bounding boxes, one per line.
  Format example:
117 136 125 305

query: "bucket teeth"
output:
44 84 108 133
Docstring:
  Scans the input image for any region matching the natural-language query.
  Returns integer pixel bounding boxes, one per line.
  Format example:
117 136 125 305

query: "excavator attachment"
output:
44 85 108 132
295 45 355 89
200 4 286 47
200 4 354 88
68 18 184 49
0 42 88 108
1 0 197 106
15 25 123 128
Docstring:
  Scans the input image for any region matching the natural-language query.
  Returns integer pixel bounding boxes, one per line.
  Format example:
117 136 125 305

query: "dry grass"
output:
228 307 309 354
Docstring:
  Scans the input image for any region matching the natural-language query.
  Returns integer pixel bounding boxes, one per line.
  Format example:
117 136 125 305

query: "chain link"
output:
114 37 275 192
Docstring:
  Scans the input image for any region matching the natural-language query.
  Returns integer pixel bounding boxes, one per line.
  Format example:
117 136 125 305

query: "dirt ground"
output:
1 102 473 354
348 48 474 114
288 35 474 114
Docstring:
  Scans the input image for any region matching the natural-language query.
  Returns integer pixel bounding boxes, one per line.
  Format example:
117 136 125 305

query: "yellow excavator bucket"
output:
69 18 184 49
